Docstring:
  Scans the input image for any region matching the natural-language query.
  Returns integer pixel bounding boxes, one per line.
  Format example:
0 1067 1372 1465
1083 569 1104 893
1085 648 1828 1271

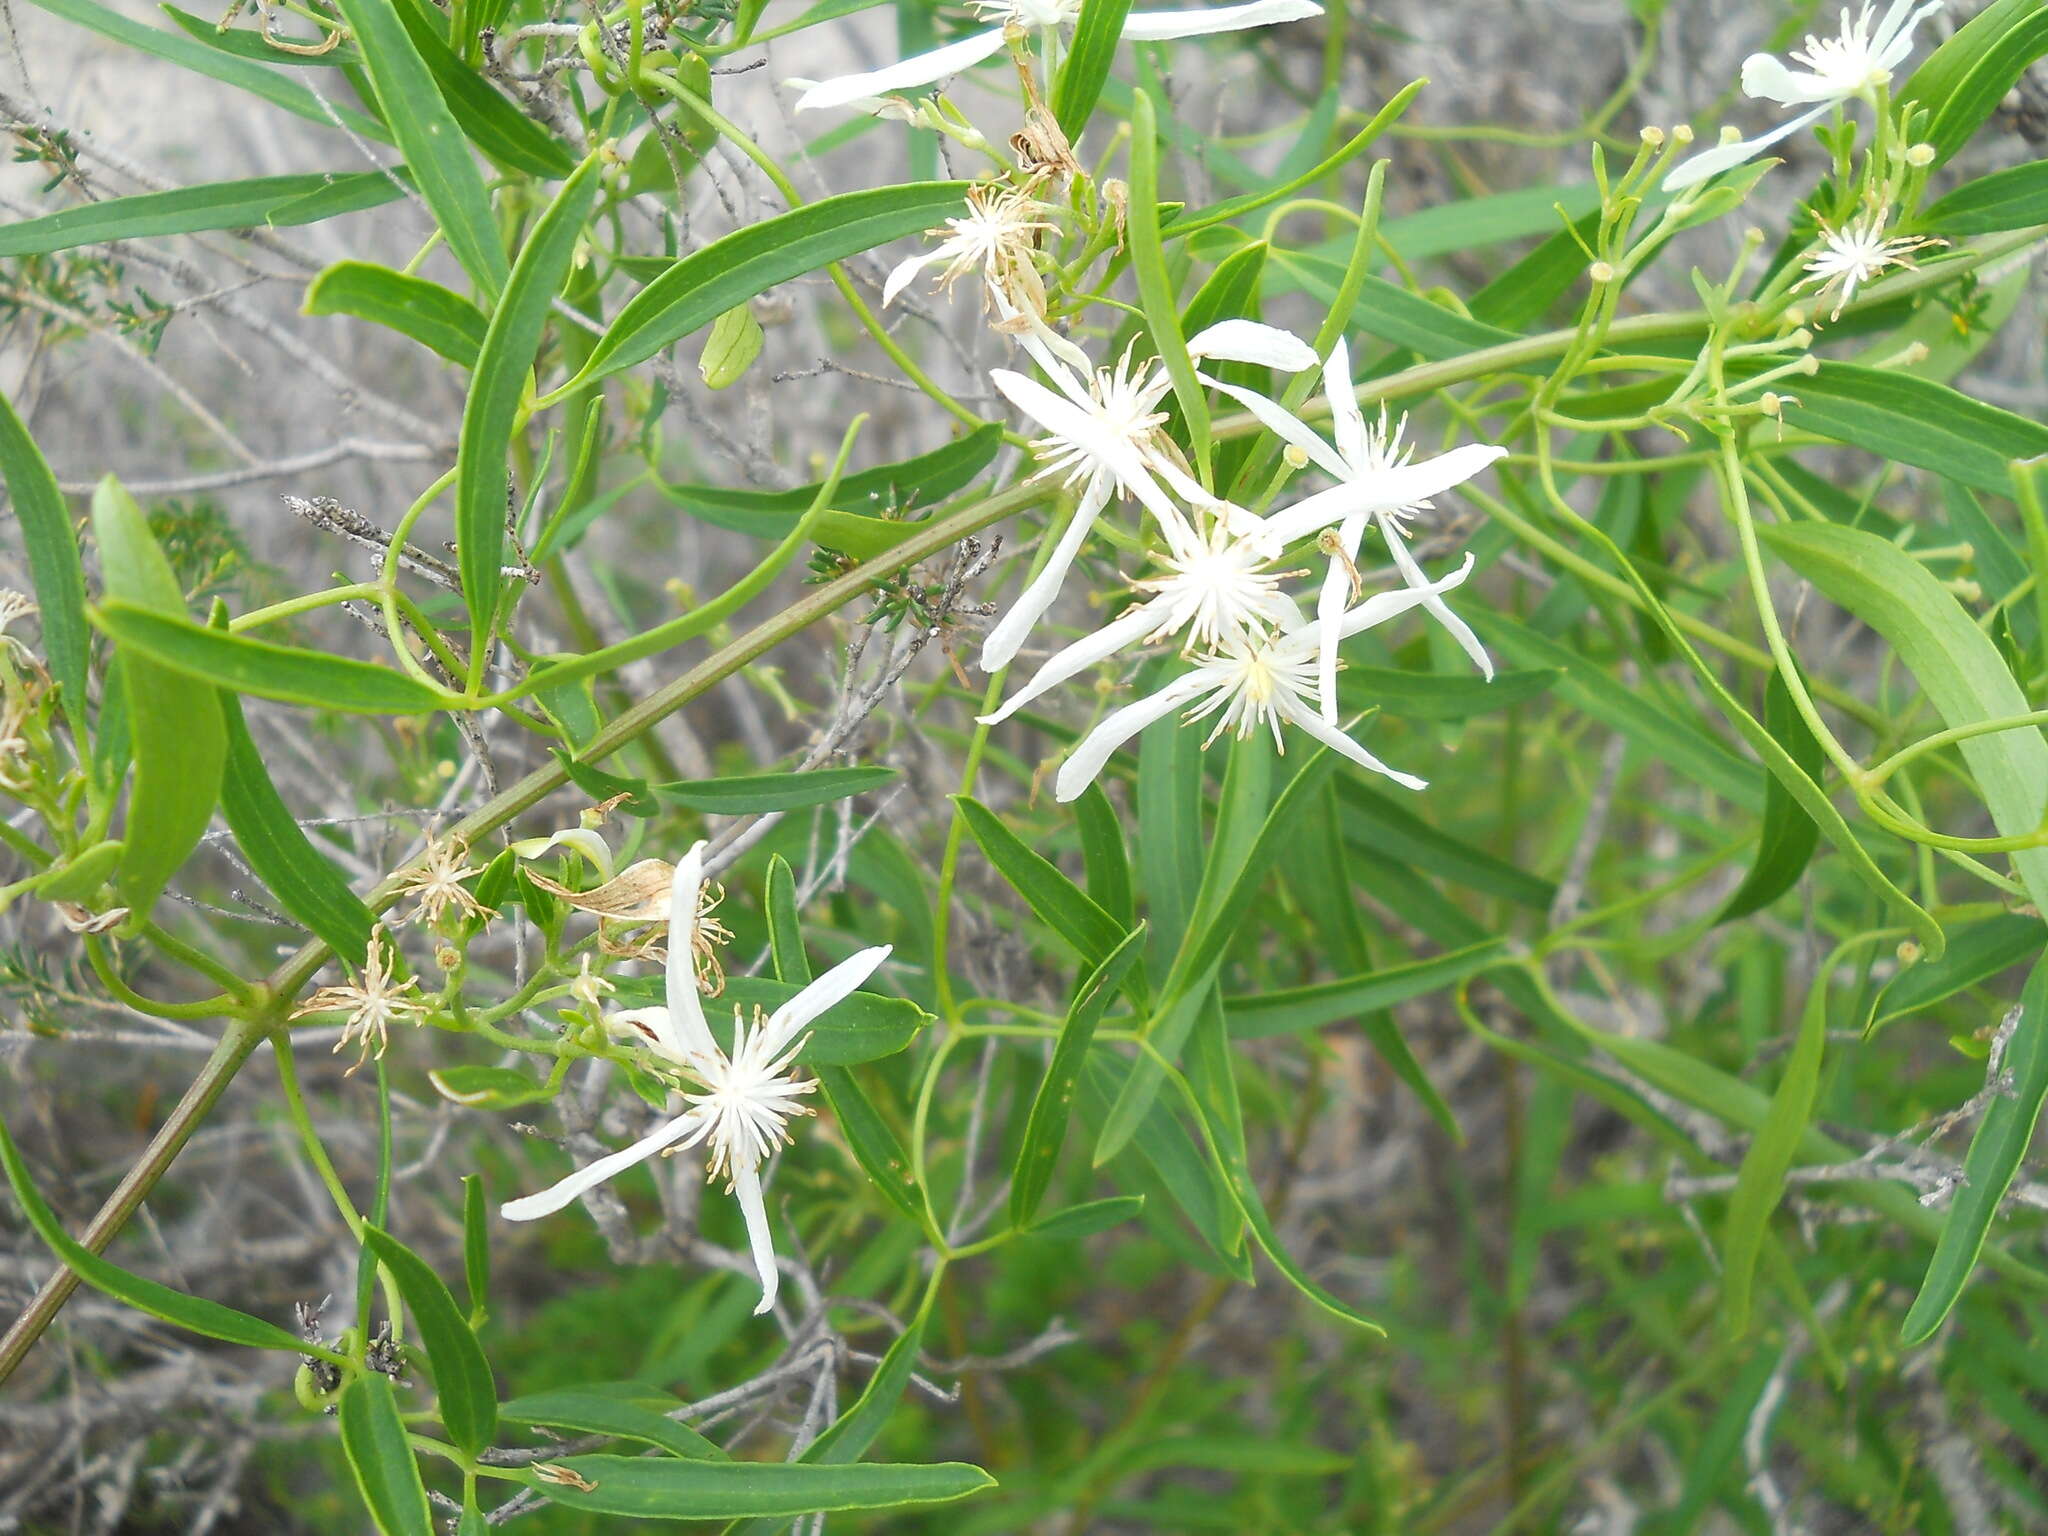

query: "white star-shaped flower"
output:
1196 325 1505 721
501 843 890 1316
791 0 1323 115
1796 208 1943 318
1664 2 1943 192
979 509 1300 726
1052 555 1474 801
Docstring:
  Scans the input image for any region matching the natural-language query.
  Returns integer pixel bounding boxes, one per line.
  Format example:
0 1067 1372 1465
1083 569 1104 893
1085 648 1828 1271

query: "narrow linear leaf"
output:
1903 954 2048 1342
304 261 488 367
1073 783 1135 930
954 795 1129 971
0 173 403 257
329 0 509 297
0 391 89 720
1716 665 1824 922
1051 0 1133 141
574 183 971 387
1923 161 2048 235
25 0 388 142
1011 925 1148 1227
0 1114 313 1353
220 689 375 957
455 154 603 634
385 0 578 176
462 1174 489 1322
501 1386 723 1460
653 766 898 814
1867 913 2045 1035
160 4 363 66
1224 939 1512 1039
360 1226 497 1456
93 602 449 714
338 1376 434 1536
1026 1194 1145 1239
1722 976 1829 1335
525 1457 994 1518
1904 0 2048 165
1127 89 1209 466
817 1066 926 1224
91 480 226 919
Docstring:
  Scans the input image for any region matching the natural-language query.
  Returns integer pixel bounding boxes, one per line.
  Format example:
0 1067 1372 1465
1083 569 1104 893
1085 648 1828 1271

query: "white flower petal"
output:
1662 101 1830 191
1054 673 1211 801
1740 53 1832 106
1323 339 1370 470
763 944 892 1057
1383 528 1492 679
732 1159 782 1315
500 1110 707 1221
1277 693 1428 791
980 472 1114 673
1878 2 1943 67
883 248 942 308
665 843 719 1059
1119 0 1322 41
791 27 1011 111
1260 444 1505 547
1200 373 1352 481
1185 318 1319 372
981 605 1159 724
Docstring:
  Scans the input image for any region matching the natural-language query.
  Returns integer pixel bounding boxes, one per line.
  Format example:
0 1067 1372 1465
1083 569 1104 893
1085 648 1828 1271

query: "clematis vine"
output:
501 844 890 1315
1051 556 1476 802
1195 326 1506 720
791 0 1324 115
1663 1 1943 192
1796 207 1944 318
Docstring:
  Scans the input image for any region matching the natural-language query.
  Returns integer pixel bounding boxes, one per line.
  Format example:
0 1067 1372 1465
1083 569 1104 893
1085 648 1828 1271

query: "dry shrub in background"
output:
4 0 2048 1531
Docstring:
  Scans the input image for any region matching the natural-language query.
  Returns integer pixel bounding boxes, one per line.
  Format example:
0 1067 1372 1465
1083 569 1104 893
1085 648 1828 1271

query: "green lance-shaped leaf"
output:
652 766 898 814
90 478 226 920
92 602 451 714
1903 953 2048 1342
1755 362 2048 497
1337 665 1558 721
1025 1194 1145 1239
1127 89 1209 470
385 0 578 177
766 855 926 1225
1923 162 2048 235
1760 520 2048 915
1073 783 1135 930
0 1113 325 1354
455 153 602 642
24 0 389 142
1716 665 1824 923
338 1376 435 1536
159 3 365 66
1098 749 1342 1164
699 304 765 389
500 1386 724 1460
953 795 1132 975
565 182 970 390
1336 776 1555 910
1051 0 1133 140
304 261 489 367
1902 0 2048 166
1721 973 1830 1336
329 0 508 298
1011 924 1148 1228
0 391 89 725
0 173 404 257
360 1226 497 1456
1224 938 1514 1039
525 1457 994 1519
461 1174 490 1323
219 690 375 958
1866 914 2045 1036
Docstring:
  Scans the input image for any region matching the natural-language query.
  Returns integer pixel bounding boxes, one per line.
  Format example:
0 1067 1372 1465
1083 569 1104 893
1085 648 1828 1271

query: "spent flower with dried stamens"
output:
393 833 490 927
1664 2 1944 191
502 846 890 1314
290 927 429 1072
1797 209 1944 318
884 180 1057 317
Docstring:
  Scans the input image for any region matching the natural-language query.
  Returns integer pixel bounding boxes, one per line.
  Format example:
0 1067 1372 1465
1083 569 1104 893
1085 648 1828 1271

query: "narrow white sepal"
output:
1119 0 1323 40
791 27 1010 111
500 1110 706 1221
1185 318 1319 372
